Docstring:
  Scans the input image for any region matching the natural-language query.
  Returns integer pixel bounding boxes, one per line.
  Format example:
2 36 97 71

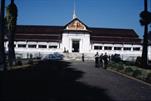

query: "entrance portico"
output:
62 18 91 53
62 32 90 53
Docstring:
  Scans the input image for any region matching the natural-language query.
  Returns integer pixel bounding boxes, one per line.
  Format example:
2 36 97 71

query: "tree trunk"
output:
6 0 18 67
8 32 15 66
0 0 6 70
141 0 148 68
142 24 148 68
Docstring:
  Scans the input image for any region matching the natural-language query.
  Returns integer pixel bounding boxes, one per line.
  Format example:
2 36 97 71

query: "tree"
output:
6 0 18 66
0 0 6 70
139 0 151 68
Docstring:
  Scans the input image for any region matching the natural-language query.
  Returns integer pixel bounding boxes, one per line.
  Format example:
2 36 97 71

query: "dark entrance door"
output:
72 40 79 52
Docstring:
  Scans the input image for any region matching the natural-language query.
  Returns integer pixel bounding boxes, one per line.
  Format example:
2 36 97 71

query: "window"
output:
133 47 140 51
49 45 57 49
104 46 112 50
8 44 16 48
38 45 47 48
114 47 122 50
124 47 131 51
94 46 102 50
28 44 37 48
18 44 26 48
94 46 99 50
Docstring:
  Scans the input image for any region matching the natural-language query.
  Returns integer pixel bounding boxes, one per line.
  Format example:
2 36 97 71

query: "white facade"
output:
4 39 151 61
5 18 151 61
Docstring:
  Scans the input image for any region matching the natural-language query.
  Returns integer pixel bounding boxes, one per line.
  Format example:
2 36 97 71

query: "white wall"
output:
5 41 62 59
62 32 91 53
91 43 143 61
4 40 151 61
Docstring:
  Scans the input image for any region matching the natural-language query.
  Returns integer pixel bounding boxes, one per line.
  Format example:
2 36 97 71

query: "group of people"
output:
81 52 110 69
95 52 109 69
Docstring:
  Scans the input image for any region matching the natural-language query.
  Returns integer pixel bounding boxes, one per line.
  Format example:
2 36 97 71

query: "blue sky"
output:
5 0 151 38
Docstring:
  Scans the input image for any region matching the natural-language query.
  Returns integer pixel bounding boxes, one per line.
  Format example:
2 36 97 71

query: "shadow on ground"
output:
0 60 114 101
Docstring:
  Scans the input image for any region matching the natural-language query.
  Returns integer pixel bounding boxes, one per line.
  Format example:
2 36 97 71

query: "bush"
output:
124 67 134 75
135 57 142 67
123 61 135 66
111 54 121 62
16 60 23 66
28 60 33 65
36 57 41 59
145 73 151 83
132 70 142 78
116 65 124 72
110 63 119 70
109 62 124 71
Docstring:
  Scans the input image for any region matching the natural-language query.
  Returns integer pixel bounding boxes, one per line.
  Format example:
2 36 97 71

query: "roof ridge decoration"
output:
65 18 87 31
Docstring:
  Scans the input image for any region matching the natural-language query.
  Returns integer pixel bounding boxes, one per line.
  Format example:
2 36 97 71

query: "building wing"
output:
89 27 141 44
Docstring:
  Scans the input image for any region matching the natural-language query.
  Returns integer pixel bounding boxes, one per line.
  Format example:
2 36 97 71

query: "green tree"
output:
6 0 18 66
140 0 151 68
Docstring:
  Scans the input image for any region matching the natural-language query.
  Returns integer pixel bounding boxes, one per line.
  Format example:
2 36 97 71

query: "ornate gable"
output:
65 18 87 31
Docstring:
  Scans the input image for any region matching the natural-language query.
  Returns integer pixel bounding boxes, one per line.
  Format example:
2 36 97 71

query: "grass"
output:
108 61 151 83
5 59 40 70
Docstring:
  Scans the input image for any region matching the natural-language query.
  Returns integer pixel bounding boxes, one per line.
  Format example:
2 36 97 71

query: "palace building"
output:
4 14 151 61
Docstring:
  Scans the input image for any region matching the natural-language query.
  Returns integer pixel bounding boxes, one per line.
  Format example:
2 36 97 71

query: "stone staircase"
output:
63 53 95 61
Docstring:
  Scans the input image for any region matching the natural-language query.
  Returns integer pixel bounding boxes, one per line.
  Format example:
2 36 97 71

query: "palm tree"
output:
6 0 18 66
0 0 6 70
140 0 151 68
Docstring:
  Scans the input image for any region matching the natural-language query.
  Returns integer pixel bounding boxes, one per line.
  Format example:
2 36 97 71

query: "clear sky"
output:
5 0 151 38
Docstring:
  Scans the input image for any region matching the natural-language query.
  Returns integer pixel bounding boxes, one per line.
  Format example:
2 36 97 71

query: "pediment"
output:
65 18 87 31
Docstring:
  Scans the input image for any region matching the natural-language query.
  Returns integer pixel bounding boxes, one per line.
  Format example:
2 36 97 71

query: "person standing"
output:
82 53 85 62
103 53 108 69
100 53 103 67
95 52 99 68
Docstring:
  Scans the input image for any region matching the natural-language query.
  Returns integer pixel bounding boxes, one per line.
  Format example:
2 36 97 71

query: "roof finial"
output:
73 0 77 19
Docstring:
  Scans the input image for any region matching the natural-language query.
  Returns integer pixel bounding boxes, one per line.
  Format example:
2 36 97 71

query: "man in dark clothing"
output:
103 53 108 69
95 52 99 67
82 53 85 62
100 53 103 67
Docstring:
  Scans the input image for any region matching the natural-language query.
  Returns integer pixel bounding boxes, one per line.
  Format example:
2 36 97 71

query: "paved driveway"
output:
68 61 151 101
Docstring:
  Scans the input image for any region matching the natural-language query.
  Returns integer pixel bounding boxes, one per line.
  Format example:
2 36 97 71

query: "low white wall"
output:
4 41 151 61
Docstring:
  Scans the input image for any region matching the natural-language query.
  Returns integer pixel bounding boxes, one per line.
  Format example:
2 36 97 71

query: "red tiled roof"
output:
89 27 139 38
14 25 141 44
15 25 63 42
89 27 141 44
16 25 64 34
